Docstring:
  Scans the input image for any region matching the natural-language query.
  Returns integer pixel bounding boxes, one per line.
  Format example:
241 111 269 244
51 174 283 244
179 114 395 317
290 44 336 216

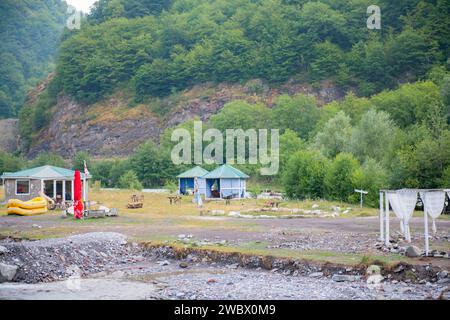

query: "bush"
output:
118 170 143 190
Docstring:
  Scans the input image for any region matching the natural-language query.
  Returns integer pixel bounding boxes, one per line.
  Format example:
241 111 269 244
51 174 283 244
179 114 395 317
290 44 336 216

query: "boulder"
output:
0 263 18 283
405 246 422 258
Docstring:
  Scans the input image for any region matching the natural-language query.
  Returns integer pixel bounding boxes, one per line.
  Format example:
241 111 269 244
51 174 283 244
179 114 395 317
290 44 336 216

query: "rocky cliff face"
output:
26 79 346 159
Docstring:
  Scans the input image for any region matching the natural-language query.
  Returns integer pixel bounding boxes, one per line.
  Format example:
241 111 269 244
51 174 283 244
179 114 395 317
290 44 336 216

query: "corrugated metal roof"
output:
177 166 209 178
1 165 90 180
202 164 249 179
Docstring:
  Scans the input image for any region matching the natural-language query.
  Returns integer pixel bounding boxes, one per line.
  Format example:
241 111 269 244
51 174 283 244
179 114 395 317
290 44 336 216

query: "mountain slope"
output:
0 0 67 118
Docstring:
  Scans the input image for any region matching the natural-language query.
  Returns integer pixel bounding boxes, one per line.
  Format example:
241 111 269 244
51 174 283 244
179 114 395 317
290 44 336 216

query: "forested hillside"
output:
0 0 67 119
53 0 448 103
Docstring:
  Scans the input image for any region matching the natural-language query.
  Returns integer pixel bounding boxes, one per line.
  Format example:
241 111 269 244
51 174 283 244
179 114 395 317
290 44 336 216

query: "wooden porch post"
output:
53 180 56 200
71 180 74 202
62 180 66 202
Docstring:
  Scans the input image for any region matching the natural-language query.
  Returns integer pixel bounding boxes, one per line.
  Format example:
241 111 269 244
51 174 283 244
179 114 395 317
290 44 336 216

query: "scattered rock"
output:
0 245 9 254
179 262 188 269
332 274 357 282
0 263 18 283
437 271 448 280
31 224 42 229
405 246 422 258
309 272 323 278
157 260 170 266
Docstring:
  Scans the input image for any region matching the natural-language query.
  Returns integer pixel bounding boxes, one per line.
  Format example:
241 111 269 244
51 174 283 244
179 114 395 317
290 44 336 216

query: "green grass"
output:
145 239 413 268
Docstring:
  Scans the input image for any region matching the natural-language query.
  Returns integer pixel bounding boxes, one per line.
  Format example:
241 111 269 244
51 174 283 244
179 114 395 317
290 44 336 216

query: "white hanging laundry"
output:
388 191 417 241
421 191 446 234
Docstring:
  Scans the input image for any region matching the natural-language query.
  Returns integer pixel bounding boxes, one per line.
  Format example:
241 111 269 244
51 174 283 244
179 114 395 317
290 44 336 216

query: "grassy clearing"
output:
145 239 414 268
1 187 448 268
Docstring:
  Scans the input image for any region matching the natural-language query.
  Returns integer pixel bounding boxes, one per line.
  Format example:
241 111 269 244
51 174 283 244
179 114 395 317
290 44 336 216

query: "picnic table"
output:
168 195 182 205
127 194 144 209
264 200 281 208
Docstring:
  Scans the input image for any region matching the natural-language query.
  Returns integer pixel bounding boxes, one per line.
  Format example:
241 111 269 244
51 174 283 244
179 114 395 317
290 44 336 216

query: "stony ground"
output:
0 233 449 300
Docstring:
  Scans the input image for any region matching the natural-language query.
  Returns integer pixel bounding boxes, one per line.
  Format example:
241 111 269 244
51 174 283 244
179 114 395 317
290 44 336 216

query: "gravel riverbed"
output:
0 233 448 300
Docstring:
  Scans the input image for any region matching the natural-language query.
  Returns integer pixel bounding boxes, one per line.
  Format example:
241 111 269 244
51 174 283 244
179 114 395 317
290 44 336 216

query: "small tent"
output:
202 164 249 199
177 166 209 195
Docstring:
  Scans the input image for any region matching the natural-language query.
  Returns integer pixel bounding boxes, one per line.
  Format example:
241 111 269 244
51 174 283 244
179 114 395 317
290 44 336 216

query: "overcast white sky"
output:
65 0 97 13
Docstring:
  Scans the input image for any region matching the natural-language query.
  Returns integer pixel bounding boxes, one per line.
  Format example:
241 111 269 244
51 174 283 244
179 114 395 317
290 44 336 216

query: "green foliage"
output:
391 127 450 189
279 129 305 170
348 109 396 163
29 152 66 168
371 81 444 128
0 0 67 118
51 0 449 105
272 94 320 139
0 151 23 174
72 152 91 171
118 170 143 190
210 101 271 131
314 111 352 158
130 141 176 187
351 158 388 207
282 151 329 200
325 153 361 202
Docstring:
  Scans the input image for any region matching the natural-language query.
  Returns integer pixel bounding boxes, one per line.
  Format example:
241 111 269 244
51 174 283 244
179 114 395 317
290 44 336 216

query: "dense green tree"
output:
72 152 91 172
314 111 352 158
351 158 389 207
371 81 444 128
29 152 66 168
0 151 23 174
272 94 320 139
348 109 396 163
0 0 67 118
282 151 329 200
279 129 305 171
210 101 271 131
130 141 176 187
324 153 360 202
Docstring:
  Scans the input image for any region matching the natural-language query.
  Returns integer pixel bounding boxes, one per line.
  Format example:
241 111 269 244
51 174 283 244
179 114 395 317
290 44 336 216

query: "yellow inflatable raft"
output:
7 197 48 216
7 206 48 216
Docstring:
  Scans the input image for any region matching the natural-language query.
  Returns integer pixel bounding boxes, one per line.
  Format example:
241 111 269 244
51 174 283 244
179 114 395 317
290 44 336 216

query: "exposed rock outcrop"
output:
25 79 346 158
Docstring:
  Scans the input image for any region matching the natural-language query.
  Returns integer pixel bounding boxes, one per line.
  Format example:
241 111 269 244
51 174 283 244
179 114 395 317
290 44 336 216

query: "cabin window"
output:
16 180 30 195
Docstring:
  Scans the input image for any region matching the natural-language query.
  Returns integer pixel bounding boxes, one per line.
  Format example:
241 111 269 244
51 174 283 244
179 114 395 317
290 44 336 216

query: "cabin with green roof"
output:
177 166 209 196
202 164 249 199
1 165 91 203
